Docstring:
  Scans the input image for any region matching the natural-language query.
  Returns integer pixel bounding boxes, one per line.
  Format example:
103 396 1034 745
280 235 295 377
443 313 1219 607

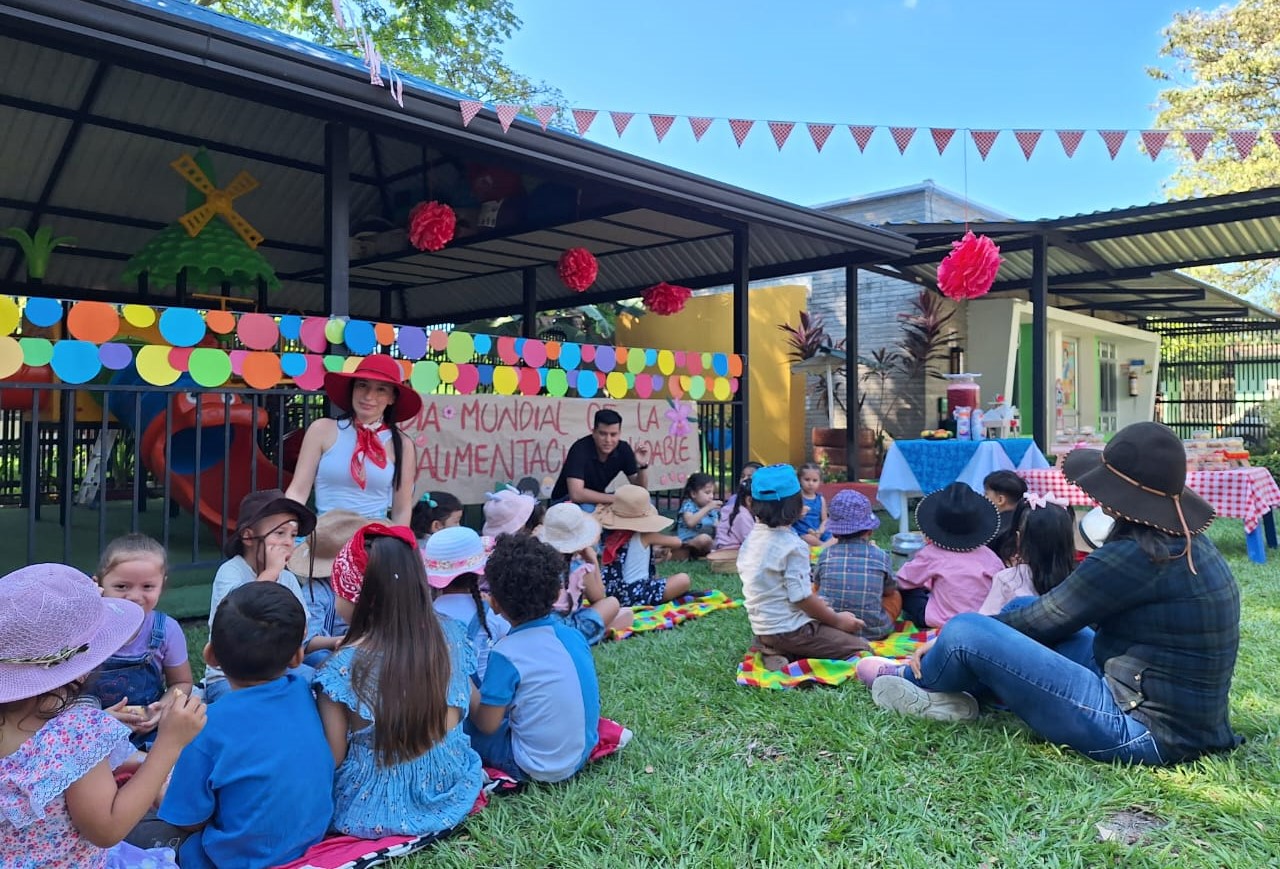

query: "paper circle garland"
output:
938 230 1003 301
557 248 598 292
407 201 457 252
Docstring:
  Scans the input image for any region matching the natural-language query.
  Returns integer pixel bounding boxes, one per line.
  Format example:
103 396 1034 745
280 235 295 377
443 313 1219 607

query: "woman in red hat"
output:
286 355 423 526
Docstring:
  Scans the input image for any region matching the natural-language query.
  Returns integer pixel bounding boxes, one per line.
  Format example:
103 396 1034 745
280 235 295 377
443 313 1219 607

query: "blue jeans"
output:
464 717 526 781
909 598 1164 764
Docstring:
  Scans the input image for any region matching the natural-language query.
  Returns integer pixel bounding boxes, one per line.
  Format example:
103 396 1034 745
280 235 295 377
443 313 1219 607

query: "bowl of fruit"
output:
920 429 954 441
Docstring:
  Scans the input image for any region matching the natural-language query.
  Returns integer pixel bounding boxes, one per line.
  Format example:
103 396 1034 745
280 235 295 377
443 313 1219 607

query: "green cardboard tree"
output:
123 149 280 294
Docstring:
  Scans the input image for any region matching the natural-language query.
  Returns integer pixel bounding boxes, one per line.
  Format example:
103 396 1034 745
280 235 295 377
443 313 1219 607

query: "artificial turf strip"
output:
181 520 1280 868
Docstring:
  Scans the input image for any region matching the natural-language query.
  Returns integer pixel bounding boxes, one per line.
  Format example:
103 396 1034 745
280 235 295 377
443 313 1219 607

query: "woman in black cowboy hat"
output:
858 422 1241 766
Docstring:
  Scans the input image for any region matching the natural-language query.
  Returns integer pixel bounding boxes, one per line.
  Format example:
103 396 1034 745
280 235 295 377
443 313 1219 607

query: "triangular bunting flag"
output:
1139 130 1169 160
849 125 876 152
729 118 755 147
532 105 556 131
610 111 634 137
1056 129 1084 158
572 109 597 136
807 123 834 152
888 126 916 154
768 121 795 151
1098 129 1127 160
689 116 714 142
1183 130 1213 161
459 100 483 128
495 104 519 133
971 129 1000 160
650 114 676 142
1229 130 1258 160
1013 130 1042 161
930 128 956 155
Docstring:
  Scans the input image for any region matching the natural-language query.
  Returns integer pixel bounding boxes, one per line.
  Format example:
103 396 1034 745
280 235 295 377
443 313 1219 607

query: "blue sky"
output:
502 0 1197 220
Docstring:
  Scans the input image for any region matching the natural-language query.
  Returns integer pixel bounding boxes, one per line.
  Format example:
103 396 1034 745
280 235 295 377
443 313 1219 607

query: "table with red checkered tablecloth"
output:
1018 466 1280 562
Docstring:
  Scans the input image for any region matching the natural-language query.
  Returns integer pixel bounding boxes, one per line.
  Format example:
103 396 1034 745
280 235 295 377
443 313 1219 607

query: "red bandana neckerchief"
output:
601 530 634 565
350 422 390 489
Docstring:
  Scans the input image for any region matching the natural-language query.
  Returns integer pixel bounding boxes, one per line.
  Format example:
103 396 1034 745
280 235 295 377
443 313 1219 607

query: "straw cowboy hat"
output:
595 484 673 533
0 564 144 704
323 354 423 422
914 482 1000 552
538 503 602 553
1063 421 1213 538
288 509 375 578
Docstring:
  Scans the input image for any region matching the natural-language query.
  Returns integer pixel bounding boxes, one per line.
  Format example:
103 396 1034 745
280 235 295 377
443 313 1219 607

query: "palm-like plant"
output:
779 311 847 411
896 288 957 380
2 226 75 280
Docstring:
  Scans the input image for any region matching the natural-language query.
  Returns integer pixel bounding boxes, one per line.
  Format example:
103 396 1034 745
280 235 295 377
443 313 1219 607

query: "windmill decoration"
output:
171 154 265 249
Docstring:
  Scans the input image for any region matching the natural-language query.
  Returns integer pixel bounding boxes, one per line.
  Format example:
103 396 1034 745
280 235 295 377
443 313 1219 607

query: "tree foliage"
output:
195 0 563 106
1150 0 1280 308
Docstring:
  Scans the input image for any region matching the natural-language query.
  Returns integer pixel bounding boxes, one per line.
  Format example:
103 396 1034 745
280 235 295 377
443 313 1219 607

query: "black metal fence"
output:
1155 322 1280 451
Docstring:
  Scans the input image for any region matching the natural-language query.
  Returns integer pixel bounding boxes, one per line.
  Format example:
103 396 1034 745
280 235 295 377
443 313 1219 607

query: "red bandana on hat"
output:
330 522 417 603
350 422 390 489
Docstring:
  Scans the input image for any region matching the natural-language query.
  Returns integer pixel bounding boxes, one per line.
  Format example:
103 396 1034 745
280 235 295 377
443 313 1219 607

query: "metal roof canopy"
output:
0 0 915 325
878 187 1280 328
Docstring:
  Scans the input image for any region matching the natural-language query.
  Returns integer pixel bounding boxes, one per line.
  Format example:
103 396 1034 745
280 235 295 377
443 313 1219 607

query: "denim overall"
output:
88 611 168 747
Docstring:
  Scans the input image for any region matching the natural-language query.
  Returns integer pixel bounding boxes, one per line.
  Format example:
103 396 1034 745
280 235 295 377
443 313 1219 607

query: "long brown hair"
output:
344 535 451 766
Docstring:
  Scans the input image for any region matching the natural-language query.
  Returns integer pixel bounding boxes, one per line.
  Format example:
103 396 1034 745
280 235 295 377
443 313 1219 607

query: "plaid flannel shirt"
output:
814 539 896 640
997 533 1241 763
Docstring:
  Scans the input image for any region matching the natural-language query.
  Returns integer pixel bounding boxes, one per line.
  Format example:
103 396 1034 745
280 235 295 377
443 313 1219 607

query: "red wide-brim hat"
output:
323 354 423 423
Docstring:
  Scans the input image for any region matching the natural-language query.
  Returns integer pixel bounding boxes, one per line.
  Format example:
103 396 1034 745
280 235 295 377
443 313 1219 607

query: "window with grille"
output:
1099 341 1118 433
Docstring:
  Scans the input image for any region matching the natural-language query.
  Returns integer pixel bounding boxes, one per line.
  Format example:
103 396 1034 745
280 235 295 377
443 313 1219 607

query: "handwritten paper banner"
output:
403 394 701 504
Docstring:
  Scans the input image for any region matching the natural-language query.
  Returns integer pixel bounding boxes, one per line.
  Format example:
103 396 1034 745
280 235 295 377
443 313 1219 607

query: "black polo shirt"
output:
551 435 639 501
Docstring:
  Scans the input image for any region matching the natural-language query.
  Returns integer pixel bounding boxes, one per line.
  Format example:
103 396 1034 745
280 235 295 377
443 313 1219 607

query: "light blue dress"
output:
315 618 483 838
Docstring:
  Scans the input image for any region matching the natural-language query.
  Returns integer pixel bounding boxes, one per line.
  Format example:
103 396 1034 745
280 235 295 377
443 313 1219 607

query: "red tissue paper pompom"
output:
558 247 598 292
408 201 456 252
937 230 1002 301
642 281 692 316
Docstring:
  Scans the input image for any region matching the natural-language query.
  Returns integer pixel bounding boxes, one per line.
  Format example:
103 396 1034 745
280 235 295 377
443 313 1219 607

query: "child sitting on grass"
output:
425 525 511 682
739 465 870 668
288 510 372 668
482 486 544 538
138 582 333 869
410 490 463 554
85 533 193 748
597 484 691 607
792 463 832 547
983 470 1029 563
814 490 899 641
316 525 484 837
978 494 1076 615
467 534 602 783
538 503 634 644
675 472 722 558
714 479 755 551
896 482 1004 629
204 489 316 703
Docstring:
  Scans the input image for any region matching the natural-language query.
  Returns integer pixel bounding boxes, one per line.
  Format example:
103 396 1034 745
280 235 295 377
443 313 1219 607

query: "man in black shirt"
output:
551 409 651 505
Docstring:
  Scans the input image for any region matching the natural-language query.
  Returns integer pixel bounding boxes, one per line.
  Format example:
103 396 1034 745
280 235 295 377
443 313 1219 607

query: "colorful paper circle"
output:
559 343 581 370
397 326 427 360
343 320 376 355
136 344 180 386
688 375 706 400
158 307 206 347
0 297 19 337
23 298 62 328
280 352 308 378
605 371 628 398
277 314 301 341
0 336 24 379
522 340 547 368
576 370 599 398
438 362 459 384
123 304 156 328
493 366 519 395
645 348 657 366
242 352 282 389
99 343 134 371
496 336 519 366
545 368 568 397
168 347 193 372
687 353 703 375
712 353 729 376
300 317 329 353
454 364 480 394
729 355 743 377
668 375 684 399
374 322 397 346
594 349 616 373
472 333 492 355
626 347 647 374
295 355 327 391
188 348 233 387
446 331 475 364
657 349 675 375
237 313 280 351
634 373 653 399
519 367 542 396
713 376 731 401
19 337 53 367
205 310 236 335
411 361 440 394
581 344 596 363
476 365 493 387
66 301 119 344
324 318 347 345
322 355 345 373
429 330 449 353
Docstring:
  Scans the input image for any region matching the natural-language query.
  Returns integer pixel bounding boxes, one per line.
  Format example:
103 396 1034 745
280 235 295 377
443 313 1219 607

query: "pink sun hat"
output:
0 563 143 704
481 487 538 538
423 526 490 589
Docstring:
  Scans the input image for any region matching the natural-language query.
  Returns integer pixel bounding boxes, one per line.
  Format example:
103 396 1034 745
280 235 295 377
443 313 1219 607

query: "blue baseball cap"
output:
751 464 801 501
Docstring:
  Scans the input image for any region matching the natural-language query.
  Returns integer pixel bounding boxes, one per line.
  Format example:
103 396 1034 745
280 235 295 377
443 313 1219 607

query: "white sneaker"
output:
617 728 635 749
871 675 979 722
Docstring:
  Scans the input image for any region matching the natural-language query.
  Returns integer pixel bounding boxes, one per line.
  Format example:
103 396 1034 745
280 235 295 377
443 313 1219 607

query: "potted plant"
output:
778 311 847 450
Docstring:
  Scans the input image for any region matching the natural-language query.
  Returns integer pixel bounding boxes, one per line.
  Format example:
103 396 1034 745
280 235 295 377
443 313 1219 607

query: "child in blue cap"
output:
738 464 870 669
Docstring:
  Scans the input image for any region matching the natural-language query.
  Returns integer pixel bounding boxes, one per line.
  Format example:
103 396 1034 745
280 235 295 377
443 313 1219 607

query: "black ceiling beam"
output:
1065 200 1280 243
366 130 394 220
0 92 383 188
985 248 1280 293
1044 229 1116 276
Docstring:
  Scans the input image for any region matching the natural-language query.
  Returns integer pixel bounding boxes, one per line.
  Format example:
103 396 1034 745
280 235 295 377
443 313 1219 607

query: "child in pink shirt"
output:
897 483 1004 629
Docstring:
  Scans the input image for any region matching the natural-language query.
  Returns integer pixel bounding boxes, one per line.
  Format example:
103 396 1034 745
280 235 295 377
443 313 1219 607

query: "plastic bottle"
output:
970 407 984 440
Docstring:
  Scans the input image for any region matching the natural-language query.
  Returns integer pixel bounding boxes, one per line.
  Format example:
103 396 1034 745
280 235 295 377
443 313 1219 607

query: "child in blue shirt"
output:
146 582 333 869
676 472 722 558
468 534 602 783
792 463 832 546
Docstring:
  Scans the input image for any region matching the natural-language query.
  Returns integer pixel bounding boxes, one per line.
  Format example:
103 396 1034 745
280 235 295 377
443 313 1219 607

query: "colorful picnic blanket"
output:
735 621 937 690
610 590 741 640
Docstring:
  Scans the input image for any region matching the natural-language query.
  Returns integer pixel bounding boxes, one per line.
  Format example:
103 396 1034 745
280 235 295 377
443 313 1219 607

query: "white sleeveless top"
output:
621 533 652 585
314 419 396 519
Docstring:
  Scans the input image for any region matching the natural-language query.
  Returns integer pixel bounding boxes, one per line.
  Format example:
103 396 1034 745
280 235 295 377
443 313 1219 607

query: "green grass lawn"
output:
180 520 1280 868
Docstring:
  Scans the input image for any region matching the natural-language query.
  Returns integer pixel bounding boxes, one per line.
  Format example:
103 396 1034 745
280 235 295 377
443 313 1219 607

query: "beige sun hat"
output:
538 503 602 553
595 484 673 534
288 509 376 578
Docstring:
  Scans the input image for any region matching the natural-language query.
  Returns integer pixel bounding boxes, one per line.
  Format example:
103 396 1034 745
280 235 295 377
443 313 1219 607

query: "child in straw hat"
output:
596 485 692 607
288 509 374 668
539 504 634 643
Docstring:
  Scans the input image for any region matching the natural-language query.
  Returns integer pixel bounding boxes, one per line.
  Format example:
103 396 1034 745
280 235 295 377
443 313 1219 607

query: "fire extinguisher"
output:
1128 369 1139 397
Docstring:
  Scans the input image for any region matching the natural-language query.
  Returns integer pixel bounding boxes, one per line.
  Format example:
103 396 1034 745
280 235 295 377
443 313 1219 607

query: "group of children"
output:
2 459 1084 867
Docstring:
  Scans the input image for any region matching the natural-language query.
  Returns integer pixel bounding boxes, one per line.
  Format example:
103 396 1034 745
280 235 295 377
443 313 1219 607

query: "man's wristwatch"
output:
635 463 650 471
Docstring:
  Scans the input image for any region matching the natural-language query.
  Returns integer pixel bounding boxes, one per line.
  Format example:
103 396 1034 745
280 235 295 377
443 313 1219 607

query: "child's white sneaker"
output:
870 675 978 722
617 728 634 750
